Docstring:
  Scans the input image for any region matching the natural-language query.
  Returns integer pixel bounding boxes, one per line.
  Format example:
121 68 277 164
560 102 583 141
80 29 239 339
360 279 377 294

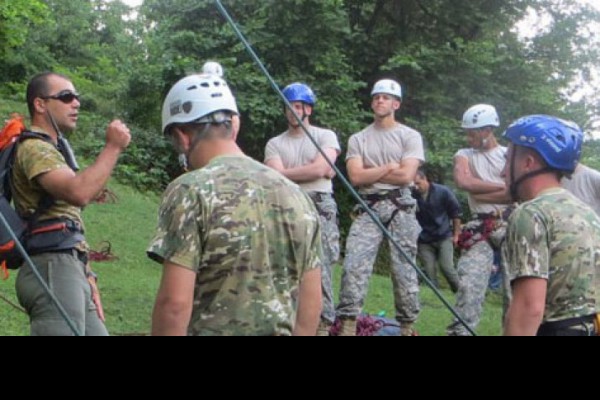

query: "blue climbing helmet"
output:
504 115 583 174
283 83 317 106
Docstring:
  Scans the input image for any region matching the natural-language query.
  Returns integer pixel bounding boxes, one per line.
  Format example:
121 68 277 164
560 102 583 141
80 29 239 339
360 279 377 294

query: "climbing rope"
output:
213 0 475 336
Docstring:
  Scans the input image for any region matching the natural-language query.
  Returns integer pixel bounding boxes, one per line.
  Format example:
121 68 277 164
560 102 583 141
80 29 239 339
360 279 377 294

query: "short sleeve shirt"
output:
455 146 508 215
265 126 341 193
148 155 323 336
12 127 84 229
346 123 425 194
562 165 600 217
503 188 599 322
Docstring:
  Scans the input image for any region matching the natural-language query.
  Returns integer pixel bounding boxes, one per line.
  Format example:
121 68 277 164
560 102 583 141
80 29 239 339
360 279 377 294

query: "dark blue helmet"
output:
283 83 317 106
504 115 583 174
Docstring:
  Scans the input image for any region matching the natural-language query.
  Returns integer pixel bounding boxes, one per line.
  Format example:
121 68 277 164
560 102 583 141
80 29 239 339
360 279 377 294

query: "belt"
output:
361 191 415 212
537 315 596 337
30 219 83 236
50 248 89 265
361 189 403 203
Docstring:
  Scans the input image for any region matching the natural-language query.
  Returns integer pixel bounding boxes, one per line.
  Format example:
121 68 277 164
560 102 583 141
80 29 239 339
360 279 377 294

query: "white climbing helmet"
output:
462 104 500 129
202 61 224 78
371 79 403 99
162 74 239 135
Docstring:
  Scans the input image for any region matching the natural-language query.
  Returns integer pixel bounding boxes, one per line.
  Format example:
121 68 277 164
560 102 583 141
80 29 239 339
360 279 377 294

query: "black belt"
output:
361 191 415 212
537 315 596 337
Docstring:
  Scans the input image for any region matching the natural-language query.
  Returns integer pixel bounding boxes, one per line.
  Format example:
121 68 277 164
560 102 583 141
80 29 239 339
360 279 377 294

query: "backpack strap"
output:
10 131 80 221
15 132 59 224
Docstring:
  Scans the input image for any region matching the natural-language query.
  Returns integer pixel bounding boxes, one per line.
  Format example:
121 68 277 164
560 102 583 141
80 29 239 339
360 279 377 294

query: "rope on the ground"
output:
93 188 119 204
90 241 119 263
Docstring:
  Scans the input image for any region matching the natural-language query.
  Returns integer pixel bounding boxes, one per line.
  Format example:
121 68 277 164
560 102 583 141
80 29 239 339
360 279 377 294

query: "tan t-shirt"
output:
265 126 341 194
455 146 507 215
346 123 425 194
562 164 600 216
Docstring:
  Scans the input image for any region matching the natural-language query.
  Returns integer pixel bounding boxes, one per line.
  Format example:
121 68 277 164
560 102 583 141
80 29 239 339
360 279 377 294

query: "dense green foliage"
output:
0 0 598 190
0 1 596 334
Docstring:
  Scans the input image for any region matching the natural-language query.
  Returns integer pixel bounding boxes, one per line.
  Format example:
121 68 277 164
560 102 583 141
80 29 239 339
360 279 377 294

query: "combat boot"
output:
339 318 357 337
316 321 332 337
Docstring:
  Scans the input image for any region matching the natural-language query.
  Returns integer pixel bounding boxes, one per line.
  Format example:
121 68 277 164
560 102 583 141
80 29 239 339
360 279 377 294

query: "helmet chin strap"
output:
508 146 556 202
287 104 310 128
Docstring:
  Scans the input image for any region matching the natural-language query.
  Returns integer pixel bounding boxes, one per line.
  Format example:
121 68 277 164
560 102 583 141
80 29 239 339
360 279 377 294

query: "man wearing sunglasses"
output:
11 72 131 336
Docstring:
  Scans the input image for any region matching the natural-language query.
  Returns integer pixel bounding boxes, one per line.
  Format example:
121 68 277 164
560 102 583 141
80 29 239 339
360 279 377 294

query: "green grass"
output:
331 266 503 336
0 180 503 335
0 100 504 335
0 182 161 336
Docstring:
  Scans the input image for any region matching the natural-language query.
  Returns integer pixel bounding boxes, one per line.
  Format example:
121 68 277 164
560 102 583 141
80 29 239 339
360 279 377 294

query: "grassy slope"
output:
0 182 161 336
0 100 502 335
0 179 502 336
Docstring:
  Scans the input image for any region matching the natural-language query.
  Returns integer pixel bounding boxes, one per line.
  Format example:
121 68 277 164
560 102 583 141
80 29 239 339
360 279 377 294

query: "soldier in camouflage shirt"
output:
502 115 598 336
14 72 131 336
148 73 323 336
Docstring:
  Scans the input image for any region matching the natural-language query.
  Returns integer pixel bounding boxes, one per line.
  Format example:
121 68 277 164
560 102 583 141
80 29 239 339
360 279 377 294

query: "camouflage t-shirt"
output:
12 127 84 230
147 155 323 336
503 188 599 322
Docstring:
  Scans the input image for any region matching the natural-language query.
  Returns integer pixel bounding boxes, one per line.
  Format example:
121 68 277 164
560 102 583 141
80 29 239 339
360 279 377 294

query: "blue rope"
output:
213 0 475 336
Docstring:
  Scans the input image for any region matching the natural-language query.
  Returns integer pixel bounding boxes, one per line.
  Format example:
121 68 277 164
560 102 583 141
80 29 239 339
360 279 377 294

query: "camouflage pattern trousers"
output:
337 199 421 323
311 193 341 324
447 240 496 336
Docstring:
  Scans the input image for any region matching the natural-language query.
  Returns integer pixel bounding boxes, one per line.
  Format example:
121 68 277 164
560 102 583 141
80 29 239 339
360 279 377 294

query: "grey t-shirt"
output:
562 164 600 216
455 146 508 215
346 123 425 195
265 126 341 194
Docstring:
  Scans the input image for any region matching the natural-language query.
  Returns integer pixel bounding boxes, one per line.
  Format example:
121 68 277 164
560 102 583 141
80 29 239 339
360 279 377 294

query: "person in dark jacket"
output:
413 168 462 292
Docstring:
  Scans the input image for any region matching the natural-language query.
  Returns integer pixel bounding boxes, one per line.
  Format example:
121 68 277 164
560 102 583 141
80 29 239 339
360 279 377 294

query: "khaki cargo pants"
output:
16 251 108 336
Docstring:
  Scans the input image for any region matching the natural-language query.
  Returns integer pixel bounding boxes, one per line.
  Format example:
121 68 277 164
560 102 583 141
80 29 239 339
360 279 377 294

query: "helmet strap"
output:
285 104 310 128
301 104 310 122
509 146 557 202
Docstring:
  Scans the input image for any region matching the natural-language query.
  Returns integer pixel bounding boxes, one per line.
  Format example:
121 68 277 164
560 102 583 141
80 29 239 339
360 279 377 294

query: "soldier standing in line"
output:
447 104 512 336
148 73 323 336
336 79 425 337
265 83 341 336
502 115 599 336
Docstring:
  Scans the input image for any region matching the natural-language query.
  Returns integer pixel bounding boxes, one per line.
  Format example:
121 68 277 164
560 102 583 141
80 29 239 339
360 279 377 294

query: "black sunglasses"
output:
42 90 80 104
